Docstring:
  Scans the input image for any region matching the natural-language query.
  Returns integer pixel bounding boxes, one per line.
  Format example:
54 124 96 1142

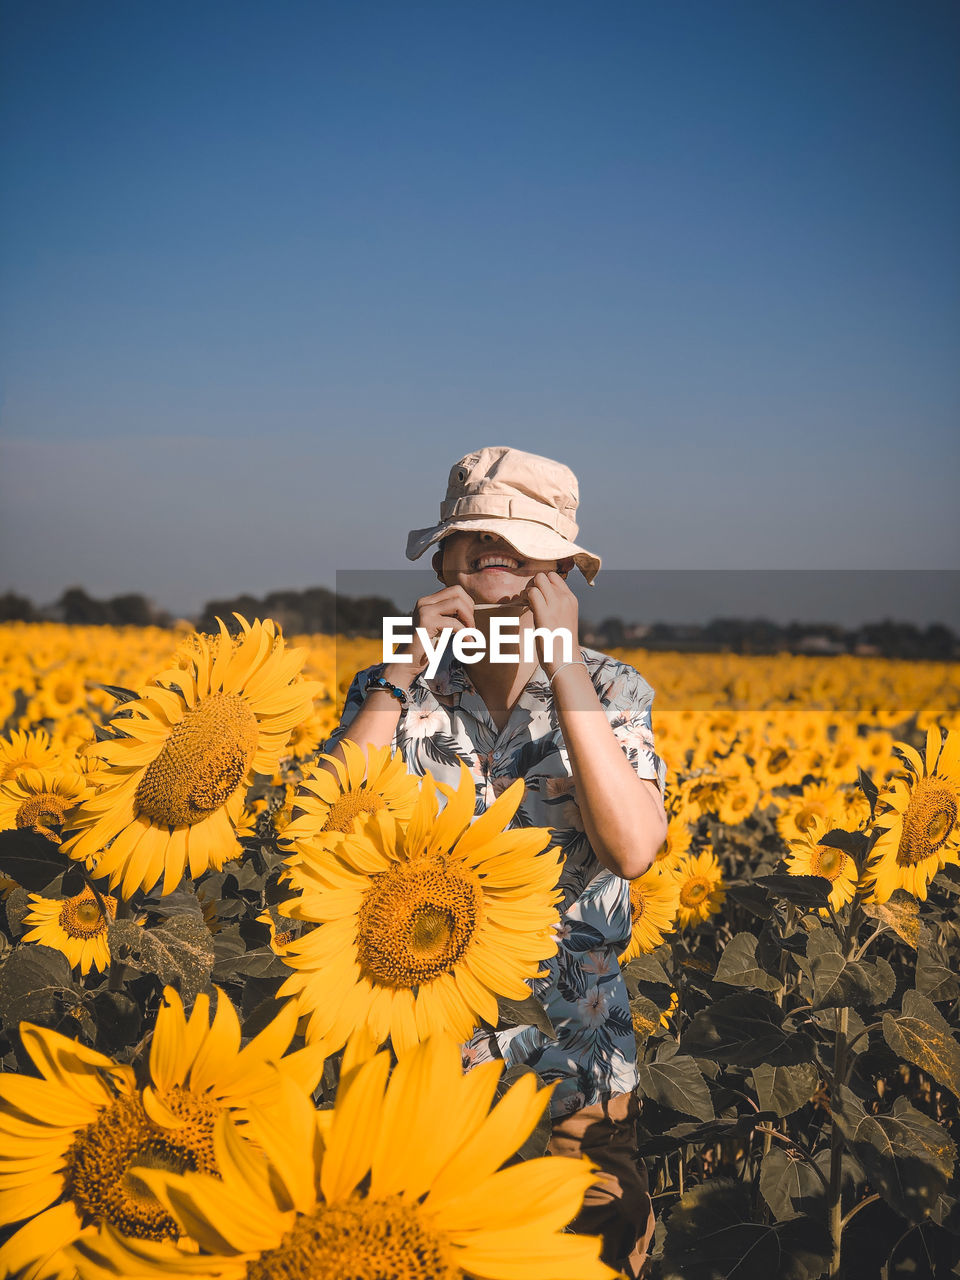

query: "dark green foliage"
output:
0 944 83 1042
714 932 782 992
662 1179 833 1280
882 991 960 1096
106 915 214 1005
637 1043 716 1122
0 829 74 891
680 992 814 1067
0 719 956 1280
835 1087 957 1221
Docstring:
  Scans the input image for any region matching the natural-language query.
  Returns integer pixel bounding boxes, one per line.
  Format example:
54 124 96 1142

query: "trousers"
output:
548 1091 656 1279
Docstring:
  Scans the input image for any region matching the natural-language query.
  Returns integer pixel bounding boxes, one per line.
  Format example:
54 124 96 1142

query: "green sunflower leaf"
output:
882 990 960 1096
754 874 832 908
714 931 783 992
751 1061 820 1118
637 1047 715 1121
496 994 556 1038
0 944 83 1042
679 992 813 1067
662 1178 833 1280
835 1086 957 1222
0 828 73 892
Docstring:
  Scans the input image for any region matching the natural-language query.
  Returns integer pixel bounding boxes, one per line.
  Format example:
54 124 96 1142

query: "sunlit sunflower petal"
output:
275 764 560 1054
64 1035 606 1280
62 618 320 898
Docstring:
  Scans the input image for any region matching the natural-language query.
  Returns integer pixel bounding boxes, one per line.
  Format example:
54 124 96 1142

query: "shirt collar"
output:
417 647 552 717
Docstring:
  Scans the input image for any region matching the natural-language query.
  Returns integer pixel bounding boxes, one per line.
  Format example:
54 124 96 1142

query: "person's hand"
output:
384 585 475 684
524 571 580 677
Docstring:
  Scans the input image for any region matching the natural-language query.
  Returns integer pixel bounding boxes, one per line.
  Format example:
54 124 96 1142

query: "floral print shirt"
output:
322 646 668 1118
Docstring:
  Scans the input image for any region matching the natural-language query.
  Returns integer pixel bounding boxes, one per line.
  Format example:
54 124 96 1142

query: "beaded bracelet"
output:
548 659 587 685
364 674 409 705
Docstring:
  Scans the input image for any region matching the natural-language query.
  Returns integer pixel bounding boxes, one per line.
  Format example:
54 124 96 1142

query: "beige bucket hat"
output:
405 446 601 584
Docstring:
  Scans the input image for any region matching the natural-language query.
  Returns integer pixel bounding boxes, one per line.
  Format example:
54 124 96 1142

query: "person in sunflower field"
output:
319 445 668 1278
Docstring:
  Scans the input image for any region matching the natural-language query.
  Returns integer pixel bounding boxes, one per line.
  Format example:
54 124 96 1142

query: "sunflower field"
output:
0 617 959 1280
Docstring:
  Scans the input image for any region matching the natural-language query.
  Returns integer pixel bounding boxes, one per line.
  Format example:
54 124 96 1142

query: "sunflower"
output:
857 730 897 778
715 773 761 827
27 668 90 723
752 738 812 793
651 809 694 875
21 885 118 974
49 714 100 761
680 768 743 820
660 989 680 1028
0 986 325 1280
275 762 563 1055
62 617 321 898
279 742 421 891
861 727 960 903
257 908 298 950
619 868 680 963
830 722 861 775
783 822 858 914
630 989 679 1043
672 848 726 929
0 730 61 783
67 1034 615 1280
838 784 872 829
0 767 90 843
280 709 331 763
773 780 866 845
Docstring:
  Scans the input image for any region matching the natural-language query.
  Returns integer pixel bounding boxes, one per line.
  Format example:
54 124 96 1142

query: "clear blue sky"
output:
1 0 958 623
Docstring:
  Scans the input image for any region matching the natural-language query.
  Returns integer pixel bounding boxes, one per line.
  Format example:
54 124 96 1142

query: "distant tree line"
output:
196 587 399 637
0 588 171 628
584 615 959 661
1 587 957 660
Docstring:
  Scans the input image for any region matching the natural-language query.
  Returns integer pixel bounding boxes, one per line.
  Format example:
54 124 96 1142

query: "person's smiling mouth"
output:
471 552 522 572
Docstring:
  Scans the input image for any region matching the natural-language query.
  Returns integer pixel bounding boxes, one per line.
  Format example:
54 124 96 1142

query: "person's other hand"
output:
524 572 580 677
385 585 475 683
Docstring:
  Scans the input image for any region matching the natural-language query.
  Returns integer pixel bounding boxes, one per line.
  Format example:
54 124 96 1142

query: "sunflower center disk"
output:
59 891 113 937
356 856 483 987
322 789 385 834
247 1195 458 1280
813 847 843 880
796 808 822 832
897 780 958 866
680 878 709 907
16 792 69 841
66 1090 218 1241
134 692 259 827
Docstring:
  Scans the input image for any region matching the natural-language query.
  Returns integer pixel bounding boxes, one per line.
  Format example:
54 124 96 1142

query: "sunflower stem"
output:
827 908 859 1279
853 926 884 961
108 897 132 991
842 1020 884 1063
839 1191 881 1234
827 1003 849 1278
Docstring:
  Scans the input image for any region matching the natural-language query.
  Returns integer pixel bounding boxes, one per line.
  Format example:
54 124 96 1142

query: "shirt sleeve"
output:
317 663 383 758
599 663 668 795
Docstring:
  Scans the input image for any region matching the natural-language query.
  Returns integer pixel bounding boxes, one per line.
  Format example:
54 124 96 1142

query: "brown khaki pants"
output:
548 1091 656 1279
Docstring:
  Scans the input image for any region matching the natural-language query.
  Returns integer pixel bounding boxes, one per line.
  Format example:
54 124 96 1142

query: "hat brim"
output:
406 516 601 584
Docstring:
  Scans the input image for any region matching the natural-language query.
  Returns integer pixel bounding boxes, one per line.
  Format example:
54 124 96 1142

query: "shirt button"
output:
493 750 502 761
